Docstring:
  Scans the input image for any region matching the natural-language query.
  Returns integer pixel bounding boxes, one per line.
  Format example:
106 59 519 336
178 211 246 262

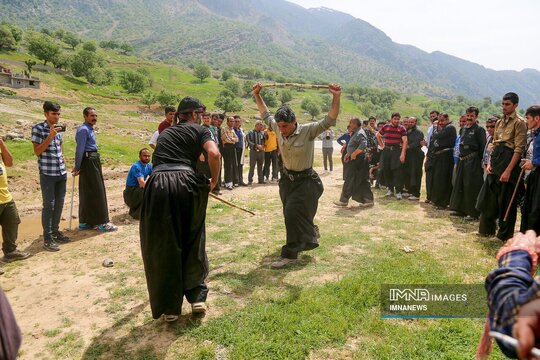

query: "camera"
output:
56 124 66 132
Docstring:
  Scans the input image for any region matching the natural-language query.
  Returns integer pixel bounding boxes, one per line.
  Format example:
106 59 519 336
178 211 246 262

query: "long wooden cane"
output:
503 167 525 222
260 83 329 89
68 175 75 230
209 192 255 216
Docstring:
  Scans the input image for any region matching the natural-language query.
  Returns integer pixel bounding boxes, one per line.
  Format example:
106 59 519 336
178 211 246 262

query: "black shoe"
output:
211 190 222 195
4 249 31 261
53 231 70 244
239 182 248 187
44 241 60 252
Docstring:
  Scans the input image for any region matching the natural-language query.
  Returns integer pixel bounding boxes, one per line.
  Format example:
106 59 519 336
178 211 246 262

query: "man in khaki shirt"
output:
477 92 527 241
252 82 341 269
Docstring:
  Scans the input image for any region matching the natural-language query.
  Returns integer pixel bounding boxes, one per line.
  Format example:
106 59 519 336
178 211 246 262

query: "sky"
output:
287 0 539 72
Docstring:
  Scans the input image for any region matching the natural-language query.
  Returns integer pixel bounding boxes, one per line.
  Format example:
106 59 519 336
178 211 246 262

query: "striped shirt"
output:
379 124 406 146
31 121 67 176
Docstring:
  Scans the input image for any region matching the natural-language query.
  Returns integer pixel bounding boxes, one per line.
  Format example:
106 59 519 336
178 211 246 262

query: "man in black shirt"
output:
449 107 486 219
403 117 425 200
140 96 220 320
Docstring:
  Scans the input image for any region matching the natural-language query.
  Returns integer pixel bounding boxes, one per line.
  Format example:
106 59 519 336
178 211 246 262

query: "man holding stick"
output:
252 82 341 269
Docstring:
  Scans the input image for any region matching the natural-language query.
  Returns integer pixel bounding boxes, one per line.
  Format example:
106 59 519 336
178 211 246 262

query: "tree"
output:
52 52 72 70
221 70 232 81
224 78 241 96
27 33 61 66
156 90 179 107
279 90 293 105
63 32 80 50
100 40 120 49
82 41 97 52
260 88 278 108
242 81 253 98
194 63 211 83
70 49 104 77
140 91 156 109
0 25 17 51
24 59 37 74
215 89 242 114
86 68 114 85
301 98 321 120
320 94 331 111
119 43 133 55
53 28 65 40
119 70 149 93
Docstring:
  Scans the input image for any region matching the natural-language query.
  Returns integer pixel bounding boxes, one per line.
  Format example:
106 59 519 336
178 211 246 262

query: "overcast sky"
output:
288 0 539 72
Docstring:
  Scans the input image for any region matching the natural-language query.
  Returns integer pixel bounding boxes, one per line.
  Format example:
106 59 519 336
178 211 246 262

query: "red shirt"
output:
158 120 171 134
380 124 406 146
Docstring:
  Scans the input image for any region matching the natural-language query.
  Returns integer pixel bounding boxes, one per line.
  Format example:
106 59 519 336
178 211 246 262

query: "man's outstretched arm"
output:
252 83 268 116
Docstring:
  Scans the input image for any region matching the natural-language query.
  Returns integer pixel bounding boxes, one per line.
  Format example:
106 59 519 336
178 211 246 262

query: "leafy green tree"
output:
119 70 149 93
215 89 242 114
221 70 232 81
53 28 65 40
86 68 114 85
52 52 72 70
242 81 253 98
82 41 97 52
63 32 80 50
40 28 52 36
194 63 211 83
260 88 278 108
99 40 120 49
320 94 331 111
301 98 321 120
224 79 241 96
119 43 133 55
156 90 179 107
140 91 156 109
27 33 61 66
24 59 37 74
0 25 18 50
279 90 293 105
70 49 104 77
4 23 22 43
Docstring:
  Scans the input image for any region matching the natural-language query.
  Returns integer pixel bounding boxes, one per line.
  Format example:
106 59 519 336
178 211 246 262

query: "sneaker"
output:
384 190 394 197
395 193 402 200
333 200 348 207
271 257 298 269
226 185 233 190
79 223 91 231
408 196 419 201
43 241 60 252
4 249 31 261
53 231 70 243
357 201 374 207
191 302 207 314
96 223 118 232
162 314 178 322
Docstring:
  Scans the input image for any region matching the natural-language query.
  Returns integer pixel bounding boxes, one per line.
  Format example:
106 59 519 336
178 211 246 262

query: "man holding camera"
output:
32 101 69 252
72 107 117 233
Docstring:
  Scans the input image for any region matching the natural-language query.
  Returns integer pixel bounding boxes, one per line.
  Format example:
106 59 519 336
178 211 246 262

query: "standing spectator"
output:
334 118 373 207
482 116 498 177
233 116 246 186
449 107 486 219
158 106 176 134
520 105 540 233
73 107 117 232
403 117 425 201
426 110 439 147
148 130 159 150
336 126 352 180
0 138 30 270
318 129 334 173
123 148 153 220
264 123 279 182
246 121 265 185
212 113 224 194
429 113 457 209
196 112 217 180
221 116 238 190
32 101 69 252
376 112 408 200
477 92 527 241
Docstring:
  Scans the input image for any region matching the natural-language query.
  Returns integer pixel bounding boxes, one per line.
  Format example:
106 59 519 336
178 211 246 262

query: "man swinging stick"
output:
252 82 341 269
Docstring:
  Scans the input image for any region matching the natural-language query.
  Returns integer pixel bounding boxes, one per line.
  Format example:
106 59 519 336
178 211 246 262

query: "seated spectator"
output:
123 148 152 220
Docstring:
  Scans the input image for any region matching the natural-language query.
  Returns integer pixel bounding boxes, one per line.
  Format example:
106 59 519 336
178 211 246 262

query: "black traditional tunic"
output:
340 128 373 204
0 287 21 360
79 152 110 226
404 127 425 197
430 124 456 207
449 123 486 217
140 122 212 318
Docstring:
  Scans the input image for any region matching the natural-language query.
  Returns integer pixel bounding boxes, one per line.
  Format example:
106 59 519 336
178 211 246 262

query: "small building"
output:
0 65 40 89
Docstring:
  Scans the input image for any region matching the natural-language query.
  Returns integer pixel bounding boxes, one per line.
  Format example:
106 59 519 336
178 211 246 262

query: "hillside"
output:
1 0 539 105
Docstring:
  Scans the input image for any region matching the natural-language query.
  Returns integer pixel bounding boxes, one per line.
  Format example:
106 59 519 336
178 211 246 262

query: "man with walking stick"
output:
252 82 341 269
477 92 527 241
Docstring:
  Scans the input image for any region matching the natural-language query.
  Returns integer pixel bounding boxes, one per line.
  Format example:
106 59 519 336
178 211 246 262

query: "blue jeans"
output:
39 174 67 240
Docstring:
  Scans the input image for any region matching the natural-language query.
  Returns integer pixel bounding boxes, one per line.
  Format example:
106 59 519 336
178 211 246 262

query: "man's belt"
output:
153 163 193 172
434 148 453 155
283 168 317 182
84 151 98 158
384 145 401 151
459 152 477 161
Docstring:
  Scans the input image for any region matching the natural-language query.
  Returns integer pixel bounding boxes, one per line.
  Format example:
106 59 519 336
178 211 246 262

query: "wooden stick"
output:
503 167 525 222
209 192 255 216
260 83 329 89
